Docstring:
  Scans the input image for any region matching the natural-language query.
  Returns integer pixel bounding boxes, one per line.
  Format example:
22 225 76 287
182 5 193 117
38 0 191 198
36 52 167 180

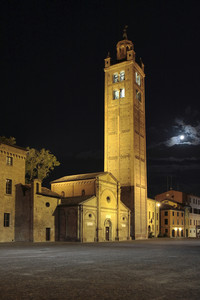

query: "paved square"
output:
0 239 200 299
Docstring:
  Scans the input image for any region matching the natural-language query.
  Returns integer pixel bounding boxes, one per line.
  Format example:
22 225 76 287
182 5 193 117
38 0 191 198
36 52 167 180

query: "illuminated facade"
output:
0 143 26 242
51 172 130 242
147 198 160 237
156 190 200 238
104 34 147 239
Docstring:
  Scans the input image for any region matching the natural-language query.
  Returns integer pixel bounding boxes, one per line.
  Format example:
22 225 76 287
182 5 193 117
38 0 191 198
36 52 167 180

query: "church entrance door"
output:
104 219 112 241
106 227 109 241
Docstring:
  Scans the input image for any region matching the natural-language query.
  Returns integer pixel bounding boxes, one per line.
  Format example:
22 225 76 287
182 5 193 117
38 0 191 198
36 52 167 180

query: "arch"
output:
104 219 112 241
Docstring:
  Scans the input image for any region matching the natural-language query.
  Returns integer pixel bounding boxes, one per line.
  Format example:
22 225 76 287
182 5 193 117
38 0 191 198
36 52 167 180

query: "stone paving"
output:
0 239 200 300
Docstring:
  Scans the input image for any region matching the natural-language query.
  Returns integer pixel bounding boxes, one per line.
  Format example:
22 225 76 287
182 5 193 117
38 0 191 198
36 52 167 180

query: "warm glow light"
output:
175 227 177 231
179 227 182 231
157 203 160 207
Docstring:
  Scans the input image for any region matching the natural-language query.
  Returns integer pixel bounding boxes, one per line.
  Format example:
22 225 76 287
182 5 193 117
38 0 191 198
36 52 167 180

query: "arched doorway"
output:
104 219 112 241
172 229 175 237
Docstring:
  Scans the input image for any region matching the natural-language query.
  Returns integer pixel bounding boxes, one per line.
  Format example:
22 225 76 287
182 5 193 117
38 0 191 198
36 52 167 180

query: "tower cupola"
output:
116 26 134 61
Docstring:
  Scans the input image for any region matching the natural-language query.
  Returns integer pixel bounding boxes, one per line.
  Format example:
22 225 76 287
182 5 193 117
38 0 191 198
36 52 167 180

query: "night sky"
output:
1 0 200 198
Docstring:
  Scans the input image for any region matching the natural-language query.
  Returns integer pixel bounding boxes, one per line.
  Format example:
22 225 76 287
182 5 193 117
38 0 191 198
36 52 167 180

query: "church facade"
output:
51 172 130 242
104 33 147 239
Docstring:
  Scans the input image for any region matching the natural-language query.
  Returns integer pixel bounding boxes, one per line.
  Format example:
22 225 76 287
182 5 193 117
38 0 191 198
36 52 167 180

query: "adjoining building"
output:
155 190 200 238
51 172 130 242
0 143 27 242
15 180 60 242
147 198 160 237
0 142 60 243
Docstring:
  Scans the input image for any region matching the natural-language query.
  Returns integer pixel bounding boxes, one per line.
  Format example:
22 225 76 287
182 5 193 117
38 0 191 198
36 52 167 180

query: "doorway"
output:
46 228 51 241
104 219 112 241
106 227 109 241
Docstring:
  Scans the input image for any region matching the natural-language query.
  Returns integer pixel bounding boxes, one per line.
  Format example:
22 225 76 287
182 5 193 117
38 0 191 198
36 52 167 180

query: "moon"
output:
180 135 185 140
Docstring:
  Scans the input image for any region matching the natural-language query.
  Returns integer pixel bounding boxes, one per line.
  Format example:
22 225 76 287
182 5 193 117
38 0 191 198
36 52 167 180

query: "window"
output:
136 90 141 102
135 72 141 86
181 220 183 225
149 211 151 219
4 213 10 227
190 219 192 225
120 88 125 98
172 211 174 216
6 179 12 194
36 183 39 193
156 213 158 221
194 220 195 225
152 212 154 219
177 212 179 217
113 73 118 83
165 229 168 233
173 219 174 225
113 90 119 100
177 219 179 225
106 196 111 203
164 211 168 216
164 219 168 225
46 202 50 207
82 189 85 196
120 71 125 81
181 213 183 217
6 156 13 166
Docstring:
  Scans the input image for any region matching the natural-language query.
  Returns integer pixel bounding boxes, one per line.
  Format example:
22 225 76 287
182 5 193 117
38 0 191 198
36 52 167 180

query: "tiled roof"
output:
40 187 60 198
60 195 95 206
51 172 109 183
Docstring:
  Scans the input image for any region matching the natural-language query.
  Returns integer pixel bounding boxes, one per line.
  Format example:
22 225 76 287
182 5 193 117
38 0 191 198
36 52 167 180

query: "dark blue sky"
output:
1 0 200 197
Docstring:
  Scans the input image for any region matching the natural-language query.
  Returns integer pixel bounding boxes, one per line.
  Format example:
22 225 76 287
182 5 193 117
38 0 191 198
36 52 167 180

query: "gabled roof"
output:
51 171 118 184
39 187 60 198
19 184 60 198
60 195 95 206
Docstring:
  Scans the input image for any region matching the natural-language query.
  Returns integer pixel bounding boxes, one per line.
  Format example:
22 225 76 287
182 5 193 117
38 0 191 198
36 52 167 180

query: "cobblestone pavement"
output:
0 239 200 300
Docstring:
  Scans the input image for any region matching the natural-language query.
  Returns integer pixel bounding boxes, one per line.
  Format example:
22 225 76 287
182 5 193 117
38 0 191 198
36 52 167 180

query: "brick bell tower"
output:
104 27 147 239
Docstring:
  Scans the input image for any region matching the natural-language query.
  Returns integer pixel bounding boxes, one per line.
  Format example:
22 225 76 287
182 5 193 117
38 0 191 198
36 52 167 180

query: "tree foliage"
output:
25 147 60 183
0 136 16 145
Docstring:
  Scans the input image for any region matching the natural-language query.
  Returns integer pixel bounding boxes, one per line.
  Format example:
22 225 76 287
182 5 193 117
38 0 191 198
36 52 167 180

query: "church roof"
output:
60 195 95 206
20 184 60 198
51 171 116 183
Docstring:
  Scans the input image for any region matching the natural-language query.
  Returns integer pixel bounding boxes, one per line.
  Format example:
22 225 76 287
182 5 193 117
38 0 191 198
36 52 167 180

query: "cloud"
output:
165 119 200 147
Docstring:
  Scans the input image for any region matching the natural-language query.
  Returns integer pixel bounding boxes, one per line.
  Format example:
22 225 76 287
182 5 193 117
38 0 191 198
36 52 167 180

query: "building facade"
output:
104 34 147 239
51 172 130 242
160 206 185 238
0 143 26 242
147 198 160 237
15 180 60 242
156 190 200 238
187 194 200 238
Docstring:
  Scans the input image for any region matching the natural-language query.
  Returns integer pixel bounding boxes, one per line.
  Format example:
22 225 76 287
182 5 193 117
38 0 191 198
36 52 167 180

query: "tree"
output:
0 136 16 145
25 147 60 183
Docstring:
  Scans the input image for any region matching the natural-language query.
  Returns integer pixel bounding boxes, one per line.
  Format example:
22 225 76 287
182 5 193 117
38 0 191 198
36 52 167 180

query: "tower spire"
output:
123 25 128 40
